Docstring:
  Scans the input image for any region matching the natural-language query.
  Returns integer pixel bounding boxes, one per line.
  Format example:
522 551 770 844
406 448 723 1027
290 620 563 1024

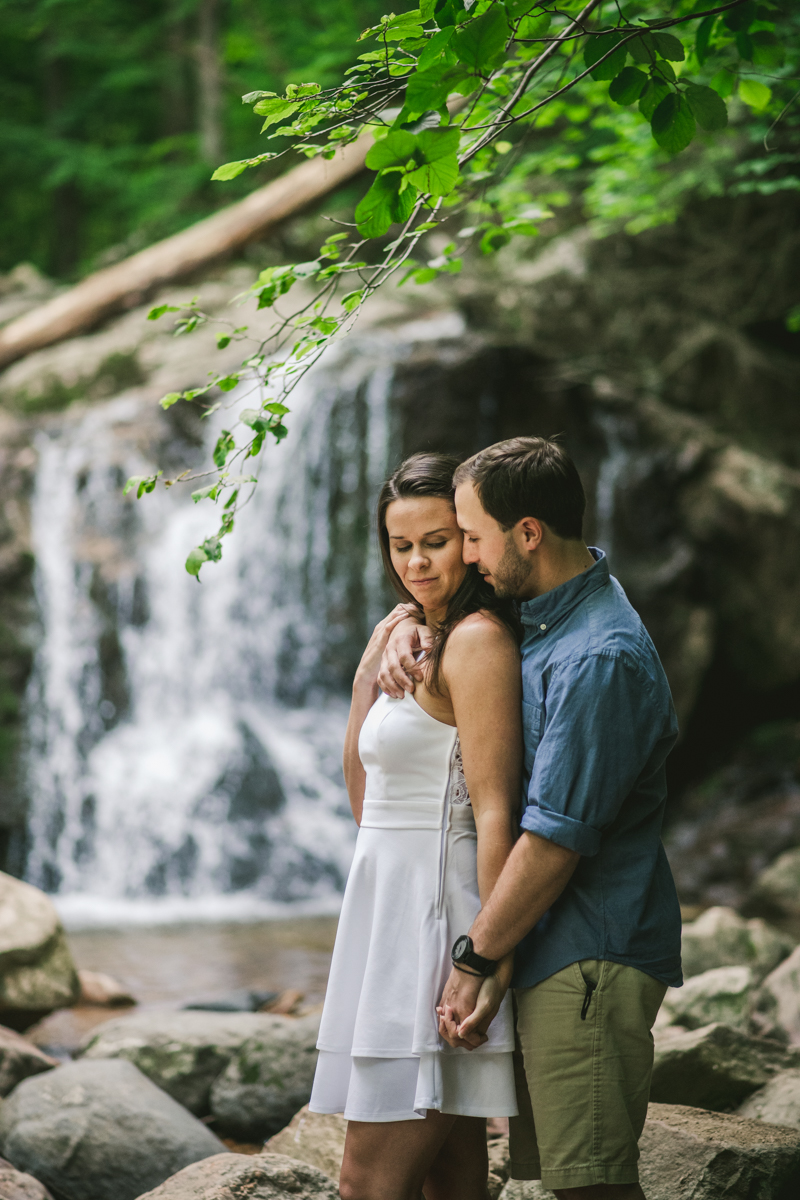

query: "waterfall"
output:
21 328 423 927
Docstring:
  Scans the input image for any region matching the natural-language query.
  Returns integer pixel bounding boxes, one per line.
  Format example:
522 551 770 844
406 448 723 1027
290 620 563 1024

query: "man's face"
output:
455 481 533 599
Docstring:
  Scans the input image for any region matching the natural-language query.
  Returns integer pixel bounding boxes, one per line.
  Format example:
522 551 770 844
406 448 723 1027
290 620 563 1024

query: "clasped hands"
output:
436 960 513 1050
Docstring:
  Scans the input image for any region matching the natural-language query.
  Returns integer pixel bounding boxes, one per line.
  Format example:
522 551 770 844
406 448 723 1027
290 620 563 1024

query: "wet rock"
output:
487 1136 511 1200
650 1022 800 1110
681 906 794 981
77 969 136 1007
660 965 754 1032
264 1105 345 1182
0 1058 225 1200
0 1024 58 1096
0 1157 54 1200
78 1009 315 1119
750 847 800 918
0 872 80 1030
752 945 800 1045
209 1014 320 1142
738 1068 800 1129
134 1152 338 1200
182 989 278 1014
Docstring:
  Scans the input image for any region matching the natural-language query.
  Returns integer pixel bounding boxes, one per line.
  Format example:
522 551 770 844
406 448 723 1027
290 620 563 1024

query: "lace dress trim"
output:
448 737 470 807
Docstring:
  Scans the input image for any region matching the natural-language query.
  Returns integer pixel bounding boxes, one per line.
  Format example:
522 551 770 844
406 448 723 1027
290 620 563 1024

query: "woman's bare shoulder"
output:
445 610 519 655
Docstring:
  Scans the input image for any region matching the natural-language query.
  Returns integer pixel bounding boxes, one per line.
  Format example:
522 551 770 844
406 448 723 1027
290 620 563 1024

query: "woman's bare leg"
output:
340 1110 467 1200
423 1116 490 1200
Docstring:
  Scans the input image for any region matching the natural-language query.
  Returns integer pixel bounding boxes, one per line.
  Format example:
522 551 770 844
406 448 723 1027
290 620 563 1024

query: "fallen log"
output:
0 134 372 371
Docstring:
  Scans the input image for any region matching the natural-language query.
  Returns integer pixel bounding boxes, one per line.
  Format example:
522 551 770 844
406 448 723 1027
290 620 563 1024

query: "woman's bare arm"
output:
343 605 412 824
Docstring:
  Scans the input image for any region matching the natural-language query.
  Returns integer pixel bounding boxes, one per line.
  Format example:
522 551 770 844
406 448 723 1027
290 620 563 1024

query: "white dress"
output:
309 691 517 1122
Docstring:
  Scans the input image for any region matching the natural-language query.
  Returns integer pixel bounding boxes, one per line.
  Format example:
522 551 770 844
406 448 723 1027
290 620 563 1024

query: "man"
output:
379 437 682 1200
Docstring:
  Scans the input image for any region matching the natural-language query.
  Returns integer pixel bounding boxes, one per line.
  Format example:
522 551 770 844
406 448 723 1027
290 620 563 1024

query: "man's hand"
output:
377 616 432 698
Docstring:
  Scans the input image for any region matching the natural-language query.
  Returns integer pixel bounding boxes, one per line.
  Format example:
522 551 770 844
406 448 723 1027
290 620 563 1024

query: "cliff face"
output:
0 192 798 897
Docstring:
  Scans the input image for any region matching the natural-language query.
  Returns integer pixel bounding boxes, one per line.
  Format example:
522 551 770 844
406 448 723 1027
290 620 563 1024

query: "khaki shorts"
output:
509 959 667 1192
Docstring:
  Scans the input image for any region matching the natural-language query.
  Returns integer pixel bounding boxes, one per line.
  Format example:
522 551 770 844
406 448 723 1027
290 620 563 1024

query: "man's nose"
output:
462 540 477 564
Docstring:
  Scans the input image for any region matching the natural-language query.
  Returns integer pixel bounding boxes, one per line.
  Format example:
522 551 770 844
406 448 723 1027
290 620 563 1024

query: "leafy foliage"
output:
105 2 797 575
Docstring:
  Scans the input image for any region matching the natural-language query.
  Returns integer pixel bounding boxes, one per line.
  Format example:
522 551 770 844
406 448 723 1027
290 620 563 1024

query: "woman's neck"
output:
423 604 448 629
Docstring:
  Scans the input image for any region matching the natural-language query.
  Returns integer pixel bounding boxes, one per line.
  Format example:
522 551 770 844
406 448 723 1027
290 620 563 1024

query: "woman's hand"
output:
437 954 513 1050
354 605 417 695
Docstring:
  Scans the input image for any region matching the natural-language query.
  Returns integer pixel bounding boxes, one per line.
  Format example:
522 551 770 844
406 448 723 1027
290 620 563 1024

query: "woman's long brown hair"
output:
377 453 521 694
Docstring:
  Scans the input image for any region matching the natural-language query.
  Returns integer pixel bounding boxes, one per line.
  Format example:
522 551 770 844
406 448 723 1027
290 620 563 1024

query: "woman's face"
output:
385 496 467 615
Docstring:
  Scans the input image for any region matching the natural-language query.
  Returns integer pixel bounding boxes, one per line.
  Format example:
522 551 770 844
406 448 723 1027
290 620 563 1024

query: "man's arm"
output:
377 615 431 698
439 830 579 1048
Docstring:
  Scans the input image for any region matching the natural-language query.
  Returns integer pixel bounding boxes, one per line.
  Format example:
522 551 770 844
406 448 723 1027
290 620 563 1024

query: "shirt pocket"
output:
522 700 544 779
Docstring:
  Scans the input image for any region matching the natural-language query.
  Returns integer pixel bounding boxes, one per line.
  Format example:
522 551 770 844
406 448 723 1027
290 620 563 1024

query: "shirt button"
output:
540 623 547 631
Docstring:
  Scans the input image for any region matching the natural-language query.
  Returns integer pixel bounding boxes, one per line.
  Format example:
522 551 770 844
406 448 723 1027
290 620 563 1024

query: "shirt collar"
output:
519 548 609 635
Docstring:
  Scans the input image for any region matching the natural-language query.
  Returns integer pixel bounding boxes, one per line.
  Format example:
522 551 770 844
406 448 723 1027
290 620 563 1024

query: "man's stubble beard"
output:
481 534 532 599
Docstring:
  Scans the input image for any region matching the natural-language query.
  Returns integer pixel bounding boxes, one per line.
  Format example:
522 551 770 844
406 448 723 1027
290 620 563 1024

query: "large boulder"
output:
0 1058 225 1200
498 1104 800 1200
750 847 800 917
738 1069 800 1129
0 1024 58 1095
264 1106 346 1182
660 965 754 1032
0 1157 54 1200
0 872 79 1029
79 1009 318 1123
752 944 800 1044
650 1022 800 1110
134 1152 338 1200
208 1014 320 1142
681 906 794 982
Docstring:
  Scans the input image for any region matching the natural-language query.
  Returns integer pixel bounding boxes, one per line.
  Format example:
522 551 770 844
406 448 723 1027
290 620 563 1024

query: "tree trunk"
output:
196 0 223 164
0 132 372 371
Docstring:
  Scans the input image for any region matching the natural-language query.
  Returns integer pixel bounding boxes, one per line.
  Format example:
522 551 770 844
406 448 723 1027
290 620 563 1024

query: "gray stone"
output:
681 906 794 981
487 1136 510 1200
738 1068 800 1129
660 965 754 1032
0 872 79 1028
0 1024 58 1096
498 1183 553 1199
209 1014 320 1142
752 944 800 1045
0 1058 225 1200
637 1103 800 1199
751 847 800 918
182 990 278 1014
264 1106 345 1182
0 1157 54 1200
134 1152 338 1200
78 1009 316 1120
651 1022 800 1110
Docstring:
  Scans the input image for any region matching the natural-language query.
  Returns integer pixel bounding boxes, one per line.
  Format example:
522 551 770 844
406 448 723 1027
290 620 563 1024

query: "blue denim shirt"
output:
512 549 683 990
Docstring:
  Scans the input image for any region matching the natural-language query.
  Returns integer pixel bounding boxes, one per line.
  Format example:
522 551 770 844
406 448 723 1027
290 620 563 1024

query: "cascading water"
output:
21 328 428 926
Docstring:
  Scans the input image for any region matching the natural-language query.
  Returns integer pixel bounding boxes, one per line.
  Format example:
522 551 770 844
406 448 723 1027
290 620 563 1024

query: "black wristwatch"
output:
451 935 497 978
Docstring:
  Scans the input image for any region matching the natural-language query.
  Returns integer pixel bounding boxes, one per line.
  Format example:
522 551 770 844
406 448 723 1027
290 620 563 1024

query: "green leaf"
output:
213 430 235 469
191 485 218 503
211 160 248 182
710 68 735 99
264 401 290 416
216 333 231 349
638 77 670 121
159 392 182 410
147 304 180 320
685 84 728 132
609 67 648 106
584 32 627 82
310 317 339 335
651 93 696 154
738 78 772 110
185 546 209 578
418 26 455 70
724 1 757 32
506 0 539 15
751 31 784 67
216 375 240 393
341 288 365 313
405 64 471 114
736 31 754 61
365 129 419 170
651 32 685 63
695 15 716 65
239 408 267 431
407 126 461 196
452 4 510 73
123 472 162 499
253 98 296 130
355 172 418 237
786 305 800 334
628 32 656 66
517 12 551 40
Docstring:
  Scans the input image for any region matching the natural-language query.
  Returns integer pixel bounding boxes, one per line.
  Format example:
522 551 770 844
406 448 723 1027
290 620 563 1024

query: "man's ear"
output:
518 517 544 551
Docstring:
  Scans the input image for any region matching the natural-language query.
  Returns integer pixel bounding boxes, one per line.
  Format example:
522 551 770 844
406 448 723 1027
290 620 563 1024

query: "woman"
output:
309 453 522 1200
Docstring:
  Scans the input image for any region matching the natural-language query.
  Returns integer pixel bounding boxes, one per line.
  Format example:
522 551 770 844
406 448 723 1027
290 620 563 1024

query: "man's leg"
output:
511 960 666 1195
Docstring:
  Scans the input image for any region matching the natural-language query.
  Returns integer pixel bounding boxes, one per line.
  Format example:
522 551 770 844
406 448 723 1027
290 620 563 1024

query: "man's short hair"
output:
454 437 585 540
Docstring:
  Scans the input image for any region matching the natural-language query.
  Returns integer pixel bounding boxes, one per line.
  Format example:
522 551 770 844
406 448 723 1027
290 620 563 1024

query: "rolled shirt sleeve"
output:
520 651 661 856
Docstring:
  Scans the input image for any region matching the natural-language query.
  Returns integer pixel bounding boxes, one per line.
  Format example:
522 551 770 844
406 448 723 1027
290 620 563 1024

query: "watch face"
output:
452 935 471 961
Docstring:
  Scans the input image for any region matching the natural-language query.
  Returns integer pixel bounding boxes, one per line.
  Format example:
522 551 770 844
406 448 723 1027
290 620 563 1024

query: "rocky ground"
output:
3 870 800 1198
